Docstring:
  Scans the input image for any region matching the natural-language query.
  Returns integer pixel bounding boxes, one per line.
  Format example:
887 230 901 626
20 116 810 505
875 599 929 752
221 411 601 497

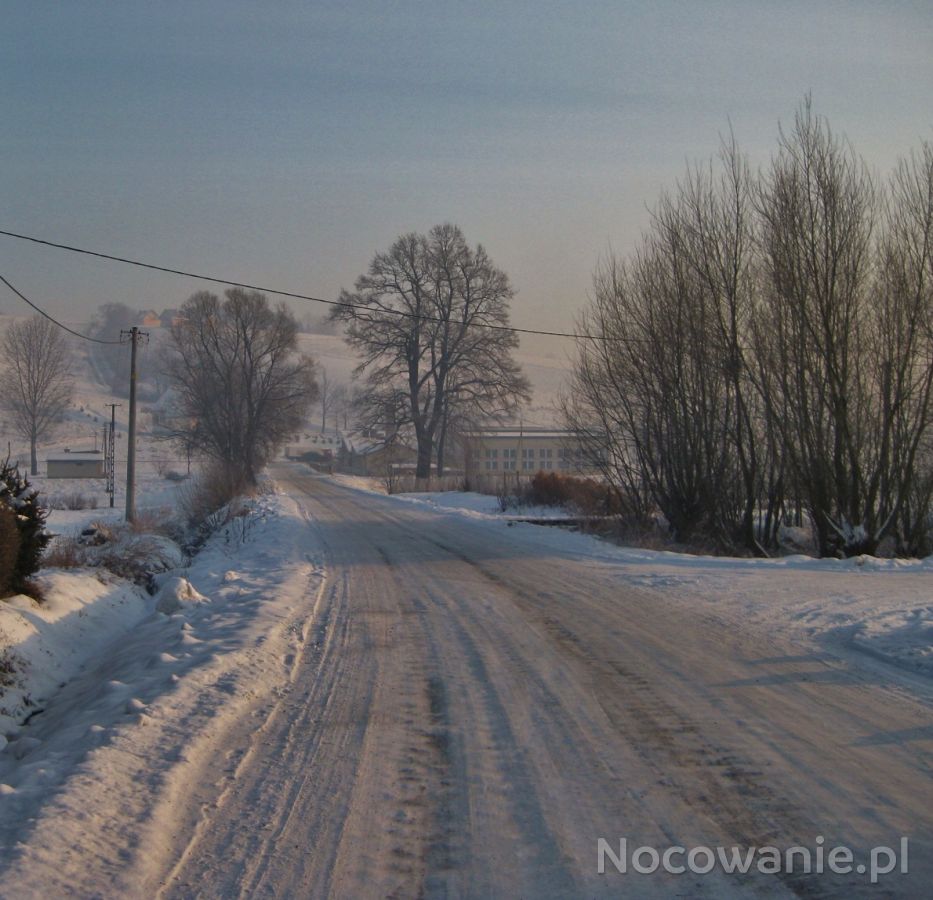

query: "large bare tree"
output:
877 142 933 554
754 101 916 556
0 315 73 474
332 224 530 478
167 289 318 485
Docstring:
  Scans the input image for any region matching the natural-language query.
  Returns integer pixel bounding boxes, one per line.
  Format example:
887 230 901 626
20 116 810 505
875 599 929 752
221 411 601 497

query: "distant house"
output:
47 449 105 479
285 426 346 470
159 308 183 328
338 431 416 476
462 426 595 476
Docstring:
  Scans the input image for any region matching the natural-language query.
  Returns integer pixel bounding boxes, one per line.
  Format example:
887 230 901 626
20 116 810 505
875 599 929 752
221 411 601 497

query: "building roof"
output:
466 426 579 441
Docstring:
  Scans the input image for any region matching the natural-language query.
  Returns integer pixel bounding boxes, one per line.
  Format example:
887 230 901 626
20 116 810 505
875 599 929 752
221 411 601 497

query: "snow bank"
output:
155 576 210 614
0 484 326 898
329 472 387 494
331 478 572 520
0 571 150 735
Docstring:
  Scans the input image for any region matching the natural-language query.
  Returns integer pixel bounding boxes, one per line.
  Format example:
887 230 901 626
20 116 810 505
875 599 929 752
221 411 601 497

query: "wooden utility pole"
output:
120 327 148 522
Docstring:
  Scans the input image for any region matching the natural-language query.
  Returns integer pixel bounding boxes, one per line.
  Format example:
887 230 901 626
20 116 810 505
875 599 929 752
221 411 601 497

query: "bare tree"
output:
166 289 318 486
318 366 329 431
316 368 349 433
663 137 787 552
756 101 888 556
870 141 933 554
0 316 73 474
565 230 741 545
332 224 530 478
89 303 138 397
330 382 350 432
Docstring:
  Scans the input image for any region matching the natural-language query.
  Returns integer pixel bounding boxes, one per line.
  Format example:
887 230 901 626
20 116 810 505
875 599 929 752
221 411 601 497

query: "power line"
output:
0 273 124 344
0 226 606 342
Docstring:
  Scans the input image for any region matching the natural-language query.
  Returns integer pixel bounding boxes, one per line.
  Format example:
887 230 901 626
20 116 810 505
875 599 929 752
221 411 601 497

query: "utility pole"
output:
105 403 121 508
120 327 148 522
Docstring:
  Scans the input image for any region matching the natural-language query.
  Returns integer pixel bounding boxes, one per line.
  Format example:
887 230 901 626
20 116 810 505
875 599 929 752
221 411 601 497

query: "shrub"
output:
61 492 95 510
94 535 184 585
43 521 185 587
177 462 252 535
0 457 51 597
524 471 625 516
0 647 24 693
0 503 21 597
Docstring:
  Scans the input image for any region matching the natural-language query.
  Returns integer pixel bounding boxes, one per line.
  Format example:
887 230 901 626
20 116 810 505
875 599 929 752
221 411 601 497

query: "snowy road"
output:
148 467 932 898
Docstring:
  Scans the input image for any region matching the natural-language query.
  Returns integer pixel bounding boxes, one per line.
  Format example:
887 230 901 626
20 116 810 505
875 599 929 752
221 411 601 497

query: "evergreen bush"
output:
0 456 51 597
0 503 20 597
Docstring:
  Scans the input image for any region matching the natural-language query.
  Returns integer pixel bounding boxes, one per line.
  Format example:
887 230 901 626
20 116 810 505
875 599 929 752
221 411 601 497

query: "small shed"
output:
47 450 105 479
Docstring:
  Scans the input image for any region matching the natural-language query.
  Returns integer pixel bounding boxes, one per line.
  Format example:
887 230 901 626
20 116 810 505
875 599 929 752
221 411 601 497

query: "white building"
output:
463 426 592 476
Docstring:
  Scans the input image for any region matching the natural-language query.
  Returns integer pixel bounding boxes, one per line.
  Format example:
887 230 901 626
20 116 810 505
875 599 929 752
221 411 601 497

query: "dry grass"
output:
46 492 100 511
41 537 86 569
127 508 177 536
42 512 184 587
177 463 252 529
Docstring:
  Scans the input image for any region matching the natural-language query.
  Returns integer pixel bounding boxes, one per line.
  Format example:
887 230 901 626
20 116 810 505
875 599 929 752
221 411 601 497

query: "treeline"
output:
565 101 933 558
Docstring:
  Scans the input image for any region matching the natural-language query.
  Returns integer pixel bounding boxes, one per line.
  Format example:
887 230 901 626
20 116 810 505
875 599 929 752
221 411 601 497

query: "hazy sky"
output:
1 1 931 336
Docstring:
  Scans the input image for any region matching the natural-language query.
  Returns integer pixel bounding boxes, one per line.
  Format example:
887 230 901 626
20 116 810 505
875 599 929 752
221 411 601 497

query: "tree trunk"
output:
436 428 446 479
30 433 38 476
416 438 433 480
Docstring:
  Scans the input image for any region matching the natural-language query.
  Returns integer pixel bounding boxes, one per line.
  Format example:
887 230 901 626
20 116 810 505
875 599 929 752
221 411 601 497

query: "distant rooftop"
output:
466 426 578 440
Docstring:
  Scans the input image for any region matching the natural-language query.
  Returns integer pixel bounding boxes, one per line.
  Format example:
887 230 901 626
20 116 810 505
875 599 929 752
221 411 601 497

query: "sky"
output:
1 1 931 339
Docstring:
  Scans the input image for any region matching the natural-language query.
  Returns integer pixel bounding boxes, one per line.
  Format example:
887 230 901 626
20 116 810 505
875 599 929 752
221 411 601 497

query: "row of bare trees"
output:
0 292 317 491
565 102 933 557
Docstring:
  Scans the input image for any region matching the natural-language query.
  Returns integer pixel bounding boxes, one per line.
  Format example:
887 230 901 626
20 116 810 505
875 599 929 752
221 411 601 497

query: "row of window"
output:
480 447 579 460
474 445 585 472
